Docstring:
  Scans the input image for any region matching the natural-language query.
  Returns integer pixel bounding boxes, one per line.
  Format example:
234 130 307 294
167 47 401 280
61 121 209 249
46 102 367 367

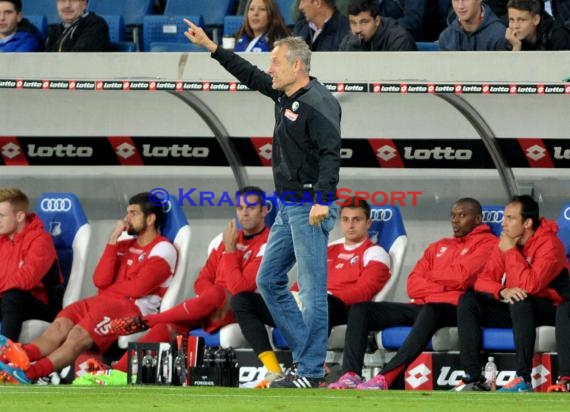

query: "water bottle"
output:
483 356 497 391
227 348 238 387
178 346 187 386
214 348 228 386
160 349 170 384
130 351 138 384
203 347 215 367
172 352 182 386
141 350 157 384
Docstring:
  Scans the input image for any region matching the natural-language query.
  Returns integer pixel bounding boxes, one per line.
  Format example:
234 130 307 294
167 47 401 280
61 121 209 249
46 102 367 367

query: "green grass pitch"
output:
1 386 569 412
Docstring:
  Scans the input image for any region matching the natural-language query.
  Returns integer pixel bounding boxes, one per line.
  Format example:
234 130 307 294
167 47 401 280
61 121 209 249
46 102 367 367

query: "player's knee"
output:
65 326 93 351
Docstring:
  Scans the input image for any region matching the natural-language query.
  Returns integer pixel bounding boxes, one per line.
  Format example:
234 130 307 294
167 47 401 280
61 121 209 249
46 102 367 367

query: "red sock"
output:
145 286 226 328
113 354 129 372
21 344 42 362
382 365 405 388
26 357 54 381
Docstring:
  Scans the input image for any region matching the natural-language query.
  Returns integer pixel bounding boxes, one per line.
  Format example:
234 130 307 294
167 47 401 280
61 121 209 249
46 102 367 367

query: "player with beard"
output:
0 193 177 384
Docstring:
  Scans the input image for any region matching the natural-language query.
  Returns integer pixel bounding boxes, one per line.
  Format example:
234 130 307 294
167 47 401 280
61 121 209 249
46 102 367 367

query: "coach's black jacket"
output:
211 47 341 204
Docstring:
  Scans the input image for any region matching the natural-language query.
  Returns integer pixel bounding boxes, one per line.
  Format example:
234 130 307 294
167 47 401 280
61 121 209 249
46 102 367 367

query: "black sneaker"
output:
451 380 491 391
269 373 326 388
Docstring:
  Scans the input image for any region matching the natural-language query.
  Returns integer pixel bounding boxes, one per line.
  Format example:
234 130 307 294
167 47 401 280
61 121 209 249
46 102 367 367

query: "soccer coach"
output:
184 20 341 389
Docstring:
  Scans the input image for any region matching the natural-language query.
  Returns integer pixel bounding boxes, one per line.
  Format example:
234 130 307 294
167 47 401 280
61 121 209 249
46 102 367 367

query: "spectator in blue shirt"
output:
0 0 43 52
235 0 290 52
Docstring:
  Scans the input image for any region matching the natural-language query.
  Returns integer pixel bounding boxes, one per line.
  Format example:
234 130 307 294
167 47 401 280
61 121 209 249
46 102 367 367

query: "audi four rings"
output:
40 198 73 212
482 210 505 224
370 209 393 222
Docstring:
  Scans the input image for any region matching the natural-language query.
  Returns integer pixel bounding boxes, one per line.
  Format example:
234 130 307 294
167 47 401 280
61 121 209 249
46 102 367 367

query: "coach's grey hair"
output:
274 37 311 75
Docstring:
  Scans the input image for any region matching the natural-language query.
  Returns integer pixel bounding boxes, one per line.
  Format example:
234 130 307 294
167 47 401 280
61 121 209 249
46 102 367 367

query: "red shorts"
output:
57 295 141 352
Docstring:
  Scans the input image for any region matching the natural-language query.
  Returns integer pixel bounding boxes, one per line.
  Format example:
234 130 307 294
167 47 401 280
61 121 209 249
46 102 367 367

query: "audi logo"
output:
370 209 393 222
162 200 172 213
265 199 273 213
40 198 72 212
564 207 570 221
482 210 504 224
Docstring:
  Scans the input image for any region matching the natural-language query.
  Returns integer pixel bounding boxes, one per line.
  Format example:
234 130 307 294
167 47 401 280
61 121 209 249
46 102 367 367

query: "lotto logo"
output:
406 363 431 388
525 144 547 161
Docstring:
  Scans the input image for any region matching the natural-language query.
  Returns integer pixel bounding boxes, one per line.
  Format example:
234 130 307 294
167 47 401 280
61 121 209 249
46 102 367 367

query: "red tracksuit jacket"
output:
0 213 60 304
407 224 497 305
474 218 567 304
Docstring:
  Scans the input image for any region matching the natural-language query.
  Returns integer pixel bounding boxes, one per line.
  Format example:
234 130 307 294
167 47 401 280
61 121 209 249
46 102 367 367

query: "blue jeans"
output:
256 201 338 378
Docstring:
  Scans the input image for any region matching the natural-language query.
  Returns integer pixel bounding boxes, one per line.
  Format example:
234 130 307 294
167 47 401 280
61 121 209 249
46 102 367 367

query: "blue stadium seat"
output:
90 0 154 50
89 0 153 26
24 15 47 40
557 201 570 261
276 0 295 26
164 0 236 27
143 15 204 52
18 193 92 343
416 41 440 51
482 204 504 237
22 0 60 25
100 15 124 43
381 326 434 351
367 205 408 300
271 328 289 349
223 15 244 37
118 195 192 348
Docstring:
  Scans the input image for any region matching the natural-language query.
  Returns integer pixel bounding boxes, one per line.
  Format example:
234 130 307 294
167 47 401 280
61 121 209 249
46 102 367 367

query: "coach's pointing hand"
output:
184 19 218 53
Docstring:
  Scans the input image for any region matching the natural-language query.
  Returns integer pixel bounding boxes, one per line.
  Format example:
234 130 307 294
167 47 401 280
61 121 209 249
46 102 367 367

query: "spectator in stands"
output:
505 0 570 50
45 0 111 52
184 24 341 389
0 0 43 52
231 198 391 388
439 0 509 50
329 198 497 390
234 0 291 52
339 0 417 50
0 187 62 341
108 187 270 374
294 0 350 50
0 193 177 384
455 195 568 392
